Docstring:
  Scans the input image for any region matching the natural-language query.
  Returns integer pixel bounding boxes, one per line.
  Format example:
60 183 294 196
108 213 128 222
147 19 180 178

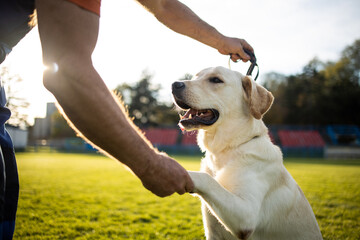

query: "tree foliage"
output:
50 111 77 139
114 71 179 128
263 39 360 125
0 67 30 128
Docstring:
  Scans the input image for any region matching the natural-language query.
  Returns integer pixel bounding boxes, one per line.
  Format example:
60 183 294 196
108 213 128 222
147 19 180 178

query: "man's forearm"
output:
36 0 155 178
137 0 253 61
138 0 225 50
43 62 156 177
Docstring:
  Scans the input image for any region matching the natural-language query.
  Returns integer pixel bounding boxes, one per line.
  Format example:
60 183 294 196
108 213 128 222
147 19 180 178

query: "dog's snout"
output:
172 81 185 92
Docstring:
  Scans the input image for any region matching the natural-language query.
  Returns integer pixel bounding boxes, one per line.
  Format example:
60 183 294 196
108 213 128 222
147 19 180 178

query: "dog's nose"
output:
172 81 185 92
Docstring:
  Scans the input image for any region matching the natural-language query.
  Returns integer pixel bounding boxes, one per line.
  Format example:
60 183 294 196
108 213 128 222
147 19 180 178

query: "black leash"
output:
230 49 259 81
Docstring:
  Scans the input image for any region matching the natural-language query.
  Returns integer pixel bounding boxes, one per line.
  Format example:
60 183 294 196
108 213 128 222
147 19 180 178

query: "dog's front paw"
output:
188 171 211 194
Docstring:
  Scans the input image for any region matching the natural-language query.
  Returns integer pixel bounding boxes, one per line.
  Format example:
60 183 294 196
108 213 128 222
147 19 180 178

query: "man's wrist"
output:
128 147 158 179
214 35 231 54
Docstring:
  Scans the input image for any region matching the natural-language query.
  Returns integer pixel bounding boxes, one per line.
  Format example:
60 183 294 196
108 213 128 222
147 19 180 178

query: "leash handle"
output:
230 49 259 81
244 49 256 63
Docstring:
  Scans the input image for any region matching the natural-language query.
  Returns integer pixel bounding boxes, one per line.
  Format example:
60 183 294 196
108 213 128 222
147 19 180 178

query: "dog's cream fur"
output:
173 67 323 240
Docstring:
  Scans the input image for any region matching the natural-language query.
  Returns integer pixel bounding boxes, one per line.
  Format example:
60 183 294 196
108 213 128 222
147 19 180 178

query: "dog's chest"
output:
202 153 236 177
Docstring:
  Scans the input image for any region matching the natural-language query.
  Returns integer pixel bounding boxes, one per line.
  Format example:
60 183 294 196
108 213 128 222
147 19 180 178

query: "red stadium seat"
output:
181 131 198 146
278 130 325 147
143 128 178 146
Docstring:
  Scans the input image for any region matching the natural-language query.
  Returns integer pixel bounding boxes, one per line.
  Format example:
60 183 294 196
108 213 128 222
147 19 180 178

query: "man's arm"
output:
35 0 193 197
136 0 254 62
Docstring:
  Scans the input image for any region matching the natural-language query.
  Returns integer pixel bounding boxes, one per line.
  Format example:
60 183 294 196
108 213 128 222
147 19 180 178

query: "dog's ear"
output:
242 76 274 119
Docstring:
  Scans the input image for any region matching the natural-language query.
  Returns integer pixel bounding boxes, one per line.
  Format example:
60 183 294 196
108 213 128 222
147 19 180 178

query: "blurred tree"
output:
180 73 193 80
50 111 77 138
0 66 30 128
321 39 360 124
263 39 360 125
283 58 326 124
114 71 179 128
262 72 287 124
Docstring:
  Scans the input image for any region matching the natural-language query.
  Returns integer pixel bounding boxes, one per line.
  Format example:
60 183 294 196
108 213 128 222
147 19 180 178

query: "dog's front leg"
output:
189 171 261 240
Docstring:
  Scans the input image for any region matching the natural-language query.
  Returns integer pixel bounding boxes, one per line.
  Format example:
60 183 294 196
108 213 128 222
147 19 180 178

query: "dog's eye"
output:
209 77 223 84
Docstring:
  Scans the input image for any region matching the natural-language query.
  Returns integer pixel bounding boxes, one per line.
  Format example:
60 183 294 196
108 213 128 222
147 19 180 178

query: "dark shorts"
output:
0 82 19 240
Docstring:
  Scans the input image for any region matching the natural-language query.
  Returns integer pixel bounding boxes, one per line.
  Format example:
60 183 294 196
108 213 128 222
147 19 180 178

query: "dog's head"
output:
172 66 274 131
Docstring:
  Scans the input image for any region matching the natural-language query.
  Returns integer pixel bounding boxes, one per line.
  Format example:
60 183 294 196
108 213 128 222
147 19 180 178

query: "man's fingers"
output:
177 188 186 195
230 53 249 63
230 54 240 62
238 48 251 62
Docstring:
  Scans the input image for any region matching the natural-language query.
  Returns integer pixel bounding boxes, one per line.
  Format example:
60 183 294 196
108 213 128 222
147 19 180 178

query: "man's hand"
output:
217 37 254 63
138 152 194 197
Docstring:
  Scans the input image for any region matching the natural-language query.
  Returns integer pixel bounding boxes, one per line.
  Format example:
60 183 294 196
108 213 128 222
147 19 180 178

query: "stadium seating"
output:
278 130 325 147
181 131 198 145
278 130 325 157
142 128 179 146
44 125 360 158
137 126 359 157
326 125 360 145
268 131 276 144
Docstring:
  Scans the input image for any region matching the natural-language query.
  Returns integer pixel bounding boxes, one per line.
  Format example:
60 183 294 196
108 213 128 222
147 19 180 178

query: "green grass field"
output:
14 152 360 239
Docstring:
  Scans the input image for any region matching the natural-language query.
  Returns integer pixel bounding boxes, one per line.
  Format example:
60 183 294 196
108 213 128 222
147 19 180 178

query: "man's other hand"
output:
218 37 254 63
139 153 194 197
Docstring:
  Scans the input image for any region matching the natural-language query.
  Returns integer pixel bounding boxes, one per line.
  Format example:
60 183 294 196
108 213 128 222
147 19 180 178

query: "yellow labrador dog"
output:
172 66 322 240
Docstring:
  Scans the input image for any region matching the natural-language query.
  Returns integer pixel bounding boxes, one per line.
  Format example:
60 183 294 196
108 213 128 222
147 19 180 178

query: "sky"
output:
2 0 360 124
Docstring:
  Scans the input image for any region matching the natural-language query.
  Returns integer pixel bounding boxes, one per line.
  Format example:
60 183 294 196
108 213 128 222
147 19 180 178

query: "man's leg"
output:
0 81 18 240
0 148 5 240
1 147 18 240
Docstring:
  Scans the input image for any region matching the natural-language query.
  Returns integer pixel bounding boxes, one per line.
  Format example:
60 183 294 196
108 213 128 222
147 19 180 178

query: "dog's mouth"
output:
174 98 219 128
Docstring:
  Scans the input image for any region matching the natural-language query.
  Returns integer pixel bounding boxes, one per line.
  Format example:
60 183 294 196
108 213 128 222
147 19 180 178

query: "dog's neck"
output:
197 116 267 155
